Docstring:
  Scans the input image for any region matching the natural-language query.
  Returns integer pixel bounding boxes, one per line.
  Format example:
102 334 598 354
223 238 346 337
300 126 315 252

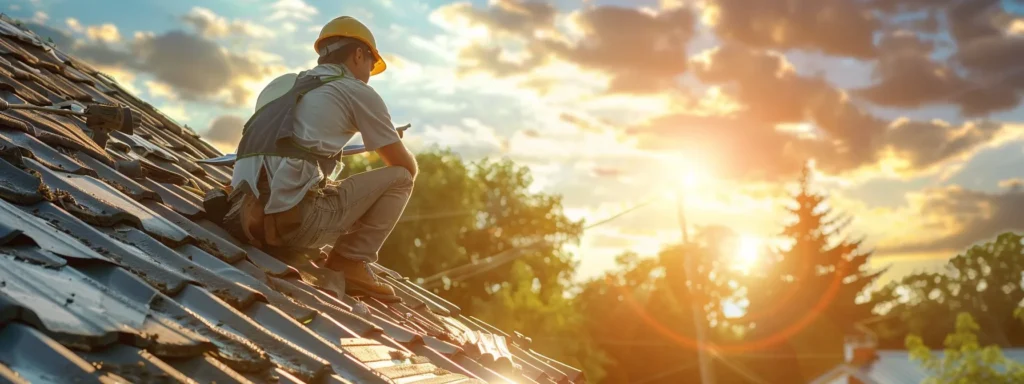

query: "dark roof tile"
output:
304 312 362 342
0 323 118 383
529 350 586 383
161 354 255 384
144 200 243 262
273 276 382 337
0 255 211 354
26 159 192 245
77 344 195 383
59 65 94 85
177 244 315 321
24 202 190 294
196 219 300 278
0 156 46 205
0 38 41 68
172 284 331 382
243 302 389 383
0 76 48 105
0 200 111 263
391 277 461 317
245 367 306 384
0 110 32 133
20 112 112 164
0 245 68 267
102 225 263 309
74 263 271 372
140 180 204 218
367 312 425 345
74 152 159 202
37 68 93 102
0 129 93 175
117 148 190 185
111 131 178 163
199 163 232 185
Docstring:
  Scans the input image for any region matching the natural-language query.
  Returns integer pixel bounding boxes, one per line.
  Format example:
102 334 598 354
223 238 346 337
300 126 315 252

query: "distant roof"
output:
0 15 583 384
810 349 1024 384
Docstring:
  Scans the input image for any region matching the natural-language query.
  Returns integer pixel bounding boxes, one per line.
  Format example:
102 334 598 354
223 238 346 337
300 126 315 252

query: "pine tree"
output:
775 164 882 320
738 163 885 382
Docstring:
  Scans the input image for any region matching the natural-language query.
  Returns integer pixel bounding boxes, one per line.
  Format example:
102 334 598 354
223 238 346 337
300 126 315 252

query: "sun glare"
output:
679 160 708 189
733 235 761 274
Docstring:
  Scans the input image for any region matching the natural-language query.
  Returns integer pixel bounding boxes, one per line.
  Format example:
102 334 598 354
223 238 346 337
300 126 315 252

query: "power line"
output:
417 194 664 287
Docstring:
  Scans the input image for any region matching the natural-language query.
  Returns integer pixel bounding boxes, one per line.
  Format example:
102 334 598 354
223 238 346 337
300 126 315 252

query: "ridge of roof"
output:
0 15 584 384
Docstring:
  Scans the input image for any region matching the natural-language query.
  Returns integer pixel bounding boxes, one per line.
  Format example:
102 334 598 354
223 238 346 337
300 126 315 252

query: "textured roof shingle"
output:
0 15 584 384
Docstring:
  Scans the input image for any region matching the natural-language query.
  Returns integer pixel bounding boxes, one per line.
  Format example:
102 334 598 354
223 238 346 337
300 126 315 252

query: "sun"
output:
678 159 709 190
732 234 761 274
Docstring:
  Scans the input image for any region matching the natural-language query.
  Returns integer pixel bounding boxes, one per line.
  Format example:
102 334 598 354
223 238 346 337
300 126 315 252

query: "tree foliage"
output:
339 148 604 380
871 233 1024 349
908 312 1024 384
576 226 740 383
732 165 882 382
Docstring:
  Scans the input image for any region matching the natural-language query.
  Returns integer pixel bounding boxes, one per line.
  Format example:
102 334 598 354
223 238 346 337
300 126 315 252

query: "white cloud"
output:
268 0 318 21
65 18 82 33
85 23 121 43
183 7 275 39
31 11 47 23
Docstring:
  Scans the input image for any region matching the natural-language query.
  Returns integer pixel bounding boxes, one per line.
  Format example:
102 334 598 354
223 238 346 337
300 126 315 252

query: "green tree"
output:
908 312 1024 383
576 226 739 383
339 148 604 380
871 233 1024 349
737 165 883 382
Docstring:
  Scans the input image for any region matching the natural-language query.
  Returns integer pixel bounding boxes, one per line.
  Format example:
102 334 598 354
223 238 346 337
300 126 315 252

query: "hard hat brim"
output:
370 49 386 76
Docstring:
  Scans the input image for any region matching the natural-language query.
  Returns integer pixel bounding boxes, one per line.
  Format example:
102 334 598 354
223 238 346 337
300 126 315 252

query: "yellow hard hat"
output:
315 16 386 76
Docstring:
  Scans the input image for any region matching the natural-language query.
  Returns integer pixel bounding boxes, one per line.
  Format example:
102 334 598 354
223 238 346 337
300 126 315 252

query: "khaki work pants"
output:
276 166 414 264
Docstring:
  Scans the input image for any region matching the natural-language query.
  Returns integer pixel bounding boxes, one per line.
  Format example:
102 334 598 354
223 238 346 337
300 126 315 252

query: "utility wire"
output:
418 194 664 287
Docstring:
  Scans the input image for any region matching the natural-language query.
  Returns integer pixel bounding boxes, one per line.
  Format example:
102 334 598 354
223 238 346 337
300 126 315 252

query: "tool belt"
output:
220 173 305 248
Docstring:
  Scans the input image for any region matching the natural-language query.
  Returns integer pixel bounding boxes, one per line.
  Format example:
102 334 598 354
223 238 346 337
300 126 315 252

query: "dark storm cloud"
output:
203 114 245 146
707 0 880 58
451 2 695 94
456 0 557 36
18 20 276 107
852 0 1024 115
130 31 275 105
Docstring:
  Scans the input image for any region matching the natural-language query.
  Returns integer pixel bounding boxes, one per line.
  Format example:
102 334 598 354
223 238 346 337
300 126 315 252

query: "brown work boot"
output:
331 257 402 303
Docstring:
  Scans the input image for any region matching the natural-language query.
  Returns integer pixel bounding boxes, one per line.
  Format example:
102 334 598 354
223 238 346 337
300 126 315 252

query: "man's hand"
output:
395 123 411 139
376 140 418 179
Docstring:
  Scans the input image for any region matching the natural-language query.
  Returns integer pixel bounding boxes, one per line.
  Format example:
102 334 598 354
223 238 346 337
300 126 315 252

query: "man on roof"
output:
225 16 416 302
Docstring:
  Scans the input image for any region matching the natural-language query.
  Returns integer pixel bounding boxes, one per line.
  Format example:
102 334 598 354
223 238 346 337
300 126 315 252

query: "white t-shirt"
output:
231 63 400 214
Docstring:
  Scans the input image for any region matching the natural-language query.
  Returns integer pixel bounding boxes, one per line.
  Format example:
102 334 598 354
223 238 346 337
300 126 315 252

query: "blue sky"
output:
8 0 1024 286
